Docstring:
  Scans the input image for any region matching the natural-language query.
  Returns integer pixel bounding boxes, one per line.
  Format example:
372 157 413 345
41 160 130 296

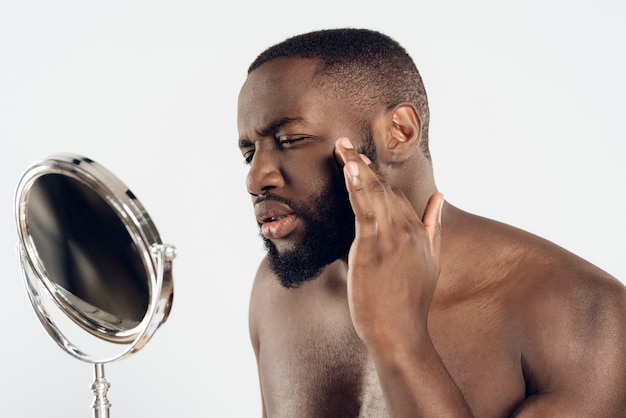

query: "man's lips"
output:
255 200 299 240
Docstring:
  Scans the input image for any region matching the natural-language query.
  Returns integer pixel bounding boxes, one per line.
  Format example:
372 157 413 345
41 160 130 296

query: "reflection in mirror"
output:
27 173 149 326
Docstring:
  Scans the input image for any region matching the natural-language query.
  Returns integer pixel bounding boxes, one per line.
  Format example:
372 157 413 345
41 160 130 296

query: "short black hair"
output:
249 28 431 159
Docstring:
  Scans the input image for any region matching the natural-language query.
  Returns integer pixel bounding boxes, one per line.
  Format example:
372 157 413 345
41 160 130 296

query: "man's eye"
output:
243 151 254 165
278 136 308 147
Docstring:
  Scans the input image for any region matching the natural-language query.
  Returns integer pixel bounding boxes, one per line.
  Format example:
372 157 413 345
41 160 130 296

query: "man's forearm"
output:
371 336 474 418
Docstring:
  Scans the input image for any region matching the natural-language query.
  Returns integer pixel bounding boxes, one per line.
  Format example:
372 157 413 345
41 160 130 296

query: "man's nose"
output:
246 150 285 196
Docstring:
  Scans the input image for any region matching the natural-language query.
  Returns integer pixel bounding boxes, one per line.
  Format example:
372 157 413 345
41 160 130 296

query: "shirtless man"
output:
237 28 626 417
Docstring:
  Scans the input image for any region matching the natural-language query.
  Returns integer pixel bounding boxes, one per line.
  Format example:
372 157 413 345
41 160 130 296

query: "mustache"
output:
254 193 297 208
254 192 320 225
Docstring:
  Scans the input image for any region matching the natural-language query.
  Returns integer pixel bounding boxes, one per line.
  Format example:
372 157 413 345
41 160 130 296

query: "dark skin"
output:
238 57 626 417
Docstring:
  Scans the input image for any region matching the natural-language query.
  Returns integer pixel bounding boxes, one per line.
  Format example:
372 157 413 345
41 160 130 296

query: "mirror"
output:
15 154 175 417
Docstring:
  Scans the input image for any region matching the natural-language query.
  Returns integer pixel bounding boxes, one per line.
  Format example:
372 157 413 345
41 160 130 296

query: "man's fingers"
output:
336 137 429 235
336 137 444 256
334 137 356 168
335 137 394 238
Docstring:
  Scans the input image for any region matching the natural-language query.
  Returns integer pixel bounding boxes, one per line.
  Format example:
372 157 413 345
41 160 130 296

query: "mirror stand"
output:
91 363 111 418
18 241 176 417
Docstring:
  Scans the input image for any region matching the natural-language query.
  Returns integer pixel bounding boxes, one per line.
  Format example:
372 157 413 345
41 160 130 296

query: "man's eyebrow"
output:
258 117 304 137
238 138 253 149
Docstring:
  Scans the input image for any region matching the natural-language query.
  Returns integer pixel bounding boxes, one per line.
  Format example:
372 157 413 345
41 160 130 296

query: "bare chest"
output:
257 314 387 418
256 298 527 418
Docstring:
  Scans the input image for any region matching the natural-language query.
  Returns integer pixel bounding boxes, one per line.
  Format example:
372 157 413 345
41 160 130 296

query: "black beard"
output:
262 176 355 289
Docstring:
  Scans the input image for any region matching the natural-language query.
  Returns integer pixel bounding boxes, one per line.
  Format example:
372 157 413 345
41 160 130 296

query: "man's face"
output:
258 171 355 288
237 57 365 288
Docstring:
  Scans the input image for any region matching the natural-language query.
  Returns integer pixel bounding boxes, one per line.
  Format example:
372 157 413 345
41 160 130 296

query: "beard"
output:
262 173 355 289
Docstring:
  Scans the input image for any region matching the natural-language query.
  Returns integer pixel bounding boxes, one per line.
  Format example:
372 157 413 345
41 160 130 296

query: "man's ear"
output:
372 102 422 165
379 103 422 165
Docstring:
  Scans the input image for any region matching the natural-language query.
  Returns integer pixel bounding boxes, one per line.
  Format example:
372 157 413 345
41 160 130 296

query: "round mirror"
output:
15 154 175 416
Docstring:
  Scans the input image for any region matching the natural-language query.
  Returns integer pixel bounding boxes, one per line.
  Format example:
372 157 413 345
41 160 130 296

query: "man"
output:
237 28 626 417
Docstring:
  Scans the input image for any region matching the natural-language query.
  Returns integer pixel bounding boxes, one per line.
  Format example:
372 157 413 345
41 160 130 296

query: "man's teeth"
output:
268 216 284 222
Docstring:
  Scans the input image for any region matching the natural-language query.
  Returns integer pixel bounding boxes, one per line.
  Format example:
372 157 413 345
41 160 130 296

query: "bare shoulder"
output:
248 257 277 351
496 220 626 348
249 256 275 312
515 244 626 353
514 251 626 415
462 211 626 415
441 206 626 415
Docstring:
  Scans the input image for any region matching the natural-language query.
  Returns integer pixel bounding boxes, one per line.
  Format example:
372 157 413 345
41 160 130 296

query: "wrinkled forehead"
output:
237 58 322 132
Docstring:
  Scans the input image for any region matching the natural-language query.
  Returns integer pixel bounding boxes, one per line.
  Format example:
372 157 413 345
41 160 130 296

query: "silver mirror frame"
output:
15 154 175 363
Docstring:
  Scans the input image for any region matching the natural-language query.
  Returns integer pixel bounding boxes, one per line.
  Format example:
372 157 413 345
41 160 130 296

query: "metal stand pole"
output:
91 363 111 418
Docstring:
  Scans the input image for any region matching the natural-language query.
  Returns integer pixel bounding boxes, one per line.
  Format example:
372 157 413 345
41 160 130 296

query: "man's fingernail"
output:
346 161 359 177
439 195 445 225
338 137 354 149
359 154 372 165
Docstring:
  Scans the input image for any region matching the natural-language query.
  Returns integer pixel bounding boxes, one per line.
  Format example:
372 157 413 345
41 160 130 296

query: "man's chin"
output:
274 266 325 289
263 239 330 289
266 238 297 256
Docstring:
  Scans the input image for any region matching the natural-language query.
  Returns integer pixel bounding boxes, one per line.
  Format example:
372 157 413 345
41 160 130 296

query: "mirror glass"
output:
27 173 149 327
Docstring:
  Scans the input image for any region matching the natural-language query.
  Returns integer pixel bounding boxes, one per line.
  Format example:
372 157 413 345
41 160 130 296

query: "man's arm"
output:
334 136 626 417
334 137 473 417
512 271 626 417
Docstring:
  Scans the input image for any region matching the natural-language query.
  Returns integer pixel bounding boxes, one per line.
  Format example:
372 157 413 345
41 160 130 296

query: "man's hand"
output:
334 137 445 350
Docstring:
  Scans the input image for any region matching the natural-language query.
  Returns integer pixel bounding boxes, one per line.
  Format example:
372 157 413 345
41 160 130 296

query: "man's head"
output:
238 28 430 288
248 28 431 160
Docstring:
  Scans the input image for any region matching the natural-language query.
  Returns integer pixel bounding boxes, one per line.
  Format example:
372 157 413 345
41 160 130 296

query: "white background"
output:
1 1 624 416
